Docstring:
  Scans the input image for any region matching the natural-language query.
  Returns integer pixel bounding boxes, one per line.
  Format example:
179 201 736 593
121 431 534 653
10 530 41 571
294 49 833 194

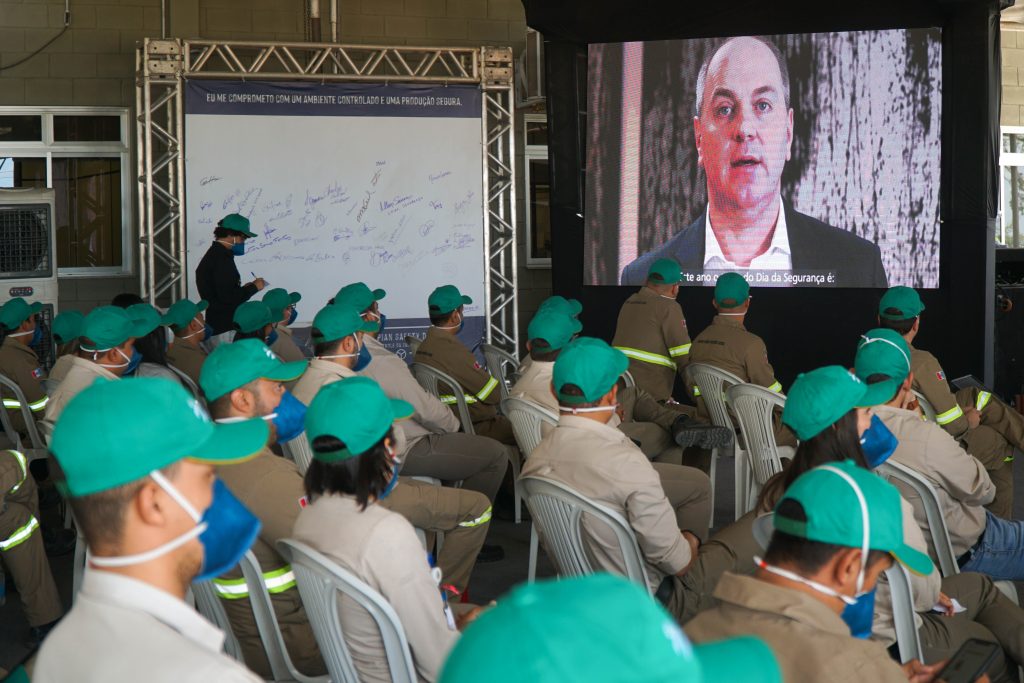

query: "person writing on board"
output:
196 213 266 335
620 37 888 288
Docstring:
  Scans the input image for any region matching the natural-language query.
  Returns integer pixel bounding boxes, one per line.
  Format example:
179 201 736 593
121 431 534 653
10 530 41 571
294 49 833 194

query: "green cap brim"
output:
190 418 270 464
238 228 257 238
391 398 415 421
360 320 380 334
694 637 781 683
461 295 473 306
197 300 210 313
27 301 43 316
892 544 935 577
129 317 160 338
859 379 900 407
372 288 387 301
262 359 308 383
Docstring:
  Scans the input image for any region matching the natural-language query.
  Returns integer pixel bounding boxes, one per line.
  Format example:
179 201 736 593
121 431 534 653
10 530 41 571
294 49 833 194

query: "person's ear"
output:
134 479 173 528
912 318 920 335
605 383 619 405
693 116 704 167
342 335 358 353
832 547 863 593
19 317 34 333
785 107 794 161
525 340 533 352
229 387 256 415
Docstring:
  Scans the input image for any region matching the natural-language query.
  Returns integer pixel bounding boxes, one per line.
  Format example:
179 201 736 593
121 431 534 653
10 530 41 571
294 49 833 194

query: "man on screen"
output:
621 37 888 288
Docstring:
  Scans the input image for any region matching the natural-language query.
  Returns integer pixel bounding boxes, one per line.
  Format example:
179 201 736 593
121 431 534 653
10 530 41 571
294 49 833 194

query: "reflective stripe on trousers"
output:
458 506 492 528
212 564 297 600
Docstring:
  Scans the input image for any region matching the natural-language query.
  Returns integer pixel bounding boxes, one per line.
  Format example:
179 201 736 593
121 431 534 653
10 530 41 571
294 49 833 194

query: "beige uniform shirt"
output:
34 569 261 683
292 493 458 683
521 415 692 592
876 404 993 556
271 326 307 363
292 358 357 405
689 315 782 393
414 328 501 424
611 287 691 401
510 359 558 436
0 336 48 433
685 573 909 683
47 354 74 384
909 345 969 436
44 357 118 422
167 341 208 387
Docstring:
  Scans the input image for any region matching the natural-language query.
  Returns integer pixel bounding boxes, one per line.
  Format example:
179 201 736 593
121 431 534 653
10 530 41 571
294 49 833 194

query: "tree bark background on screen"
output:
584 29 942 287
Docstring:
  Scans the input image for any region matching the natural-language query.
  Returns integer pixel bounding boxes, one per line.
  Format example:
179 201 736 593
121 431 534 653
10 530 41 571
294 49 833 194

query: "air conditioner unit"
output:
0 188 58 370
515 27 546 107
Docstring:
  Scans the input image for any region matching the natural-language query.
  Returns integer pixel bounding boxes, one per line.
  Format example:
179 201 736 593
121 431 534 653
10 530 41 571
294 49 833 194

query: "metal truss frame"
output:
137 39 518 353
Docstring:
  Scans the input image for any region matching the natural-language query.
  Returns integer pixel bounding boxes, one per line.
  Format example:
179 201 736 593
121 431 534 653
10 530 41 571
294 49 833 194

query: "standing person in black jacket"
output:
195 213 266 334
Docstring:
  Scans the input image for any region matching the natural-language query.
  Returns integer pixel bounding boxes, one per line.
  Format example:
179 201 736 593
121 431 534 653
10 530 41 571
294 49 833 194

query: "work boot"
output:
672 416 733 450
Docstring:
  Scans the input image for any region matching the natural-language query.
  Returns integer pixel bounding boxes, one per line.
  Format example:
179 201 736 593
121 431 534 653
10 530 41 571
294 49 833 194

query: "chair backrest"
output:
40 378 59 396
884 563 923 664
36 419 54 446
481 343 519 400
191 578 247 663
501 397 558 456
277 539 417 683
282 432 315 475
727 383 788 486
520 476 650 593
913 390 937 422
0 385 21 450
168 364 204 403
0 372 46 451
622 370 636 389
410 363 475 435
687 363 745 433
404 335 422 357
875 460 959 577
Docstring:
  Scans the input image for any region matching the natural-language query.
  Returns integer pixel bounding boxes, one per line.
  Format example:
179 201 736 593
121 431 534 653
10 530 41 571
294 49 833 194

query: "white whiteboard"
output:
183 81 486 335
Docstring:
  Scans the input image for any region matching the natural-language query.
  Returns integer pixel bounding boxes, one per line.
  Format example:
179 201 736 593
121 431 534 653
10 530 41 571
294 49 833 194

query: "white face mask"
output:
84 345 131 369
558 403 619 415
181 317 204 340
7 327 34 338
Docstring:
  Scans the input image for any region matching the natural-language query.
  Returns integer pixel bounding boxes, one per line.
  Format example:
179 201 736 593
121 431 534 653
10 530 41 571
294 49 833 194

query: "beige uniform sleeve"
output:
913 352 967 437
900 497 941 612
619 455 692 574
375 359 460 433
661 303 692 377
743 338 782 393
924 425 996 507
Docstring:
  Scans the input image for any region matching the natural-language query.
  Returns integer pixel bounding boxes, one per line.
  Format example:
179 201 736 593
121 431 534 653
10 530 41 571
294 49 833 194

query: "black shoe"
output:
43 527 76 557
672 416 733 450
24 618 60 649
477 544 504 563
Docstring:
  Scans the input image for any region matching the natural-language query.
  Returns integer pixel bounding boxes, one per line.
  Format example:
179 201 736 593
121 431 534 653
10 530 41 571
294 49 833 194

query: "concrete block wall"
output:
1003 28 1024 126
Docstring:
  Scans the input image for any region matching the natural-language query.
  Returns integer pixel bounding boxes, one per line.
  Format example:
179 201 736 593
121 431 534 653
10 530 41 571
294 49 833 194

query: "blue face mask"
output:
354 342 372 371
377 313 387 333
379 446 400 499
124 348 143 376
266 390 307 444
231 242 245 256
203 324 214 341
266 329 279 347
29 324 43 348
841 587 876 639
287 307 298 326
860 416 899 468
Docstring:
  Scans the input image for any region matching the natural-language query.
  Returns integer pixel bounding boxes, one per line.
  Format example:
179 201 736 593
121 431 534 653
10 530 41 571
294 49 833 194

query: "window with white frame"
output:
524 113 551 268
0 108 131 276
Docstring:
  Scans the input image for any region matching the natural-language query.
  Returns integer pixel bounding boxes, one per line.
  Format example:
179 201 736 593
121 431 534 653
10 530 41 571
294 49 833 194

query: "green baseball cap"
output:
439 574 781 683
218 212 257 238
428 285 472 316
233 301 275 334
553 337 629 404
51 377 269 497
333 282 386 312
81 305 159 350
527 310 582 351
262 288 302 319
878 286 924 321
127 303 171 331
781 366 870 441
0 297 43 329
311 304 379 344
51 310 85 344
854 328 912 406
164 299 210 331
537 295 582 319
647 258 683 286
305 377 413 462
770 460 934 576
200 338 308 401
714 272 750 309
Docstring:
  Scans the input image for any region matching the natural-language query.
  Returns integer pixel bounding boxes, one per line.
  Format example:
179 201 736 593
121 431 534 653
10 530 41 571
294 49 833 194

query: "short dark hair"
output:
233 326 269 342
529 338 561 363
429 309 458 327
695 37 791 118
878 314 916 336
207 378 260 418
213 227 248 240
556 382 604 409
111 292 144 308
134 326 170 367
304 428 395 510
765 499 889 574
312 330 347 358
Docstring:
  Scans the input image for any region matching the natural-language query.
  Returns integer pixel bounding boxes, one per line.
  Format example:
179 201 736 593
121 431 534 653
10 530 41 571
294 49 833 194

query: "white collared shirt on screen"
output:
703 199 792 272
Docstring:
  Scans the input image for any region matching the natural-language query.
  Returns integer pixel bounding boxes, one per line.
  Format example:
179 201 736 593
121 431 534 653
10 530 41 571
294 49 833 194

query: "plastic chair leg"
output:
508 447 522 524
707 447 718 523
733 449 749 521
528 524 539 582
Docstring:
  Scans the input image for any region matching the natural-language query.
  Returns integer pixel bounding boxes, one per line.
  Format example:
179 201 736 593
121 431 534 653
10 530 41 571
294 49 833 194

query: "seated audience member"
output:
877 286 1020 517
199 340 325 677
520 336 757 623
689 272 797 448
440 574 782 683
516 294 583 375
36 377 269 682
292 303 493 591
48 309 85 385
45 306 158 421
262 287 307 362
294 377 485 682
414 284 515 445
0 298 50 434
233 301 276 344
117 303 181 385
164 298 212 385
686 460 943 683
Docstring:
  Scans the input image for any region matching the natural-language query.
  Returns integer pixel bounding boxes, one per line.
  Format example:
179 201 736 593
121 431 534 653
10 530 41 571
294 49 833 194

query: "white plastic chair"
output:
481 342 519 401
0 372 48 463
404 335 422 357
277 539 418 683
913 390 937 422
168 363 204 403
502 396 559 578
726 383 796 515
282 432 315 475
520 476 651 594
191 577 247 663
686 363 745 519
410 363 475 435
885 563 924 664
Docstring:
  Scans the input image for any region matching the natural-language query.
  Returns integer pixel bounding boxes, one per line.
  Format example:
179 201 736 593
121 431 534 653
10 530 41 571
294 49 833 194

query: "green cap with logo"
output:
428 285 472 316
333 282 386 312
51 310 85 344
233 301 275 334
218 212 257 238
714 272 750 309
781 366 870 441
553 337 629 404
127 303 171 331
854 328 912 406
0 298 43 329
537 295 583 319
164 299 210 331
878 286 925 321
262 288 302 319
647 258 683 286
527 310 582 352
439 574 781 683
81 305 159 351
200 338 308 401
770 460 934 576
305 377 413 462
312 304 379 344
51 377 270 497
